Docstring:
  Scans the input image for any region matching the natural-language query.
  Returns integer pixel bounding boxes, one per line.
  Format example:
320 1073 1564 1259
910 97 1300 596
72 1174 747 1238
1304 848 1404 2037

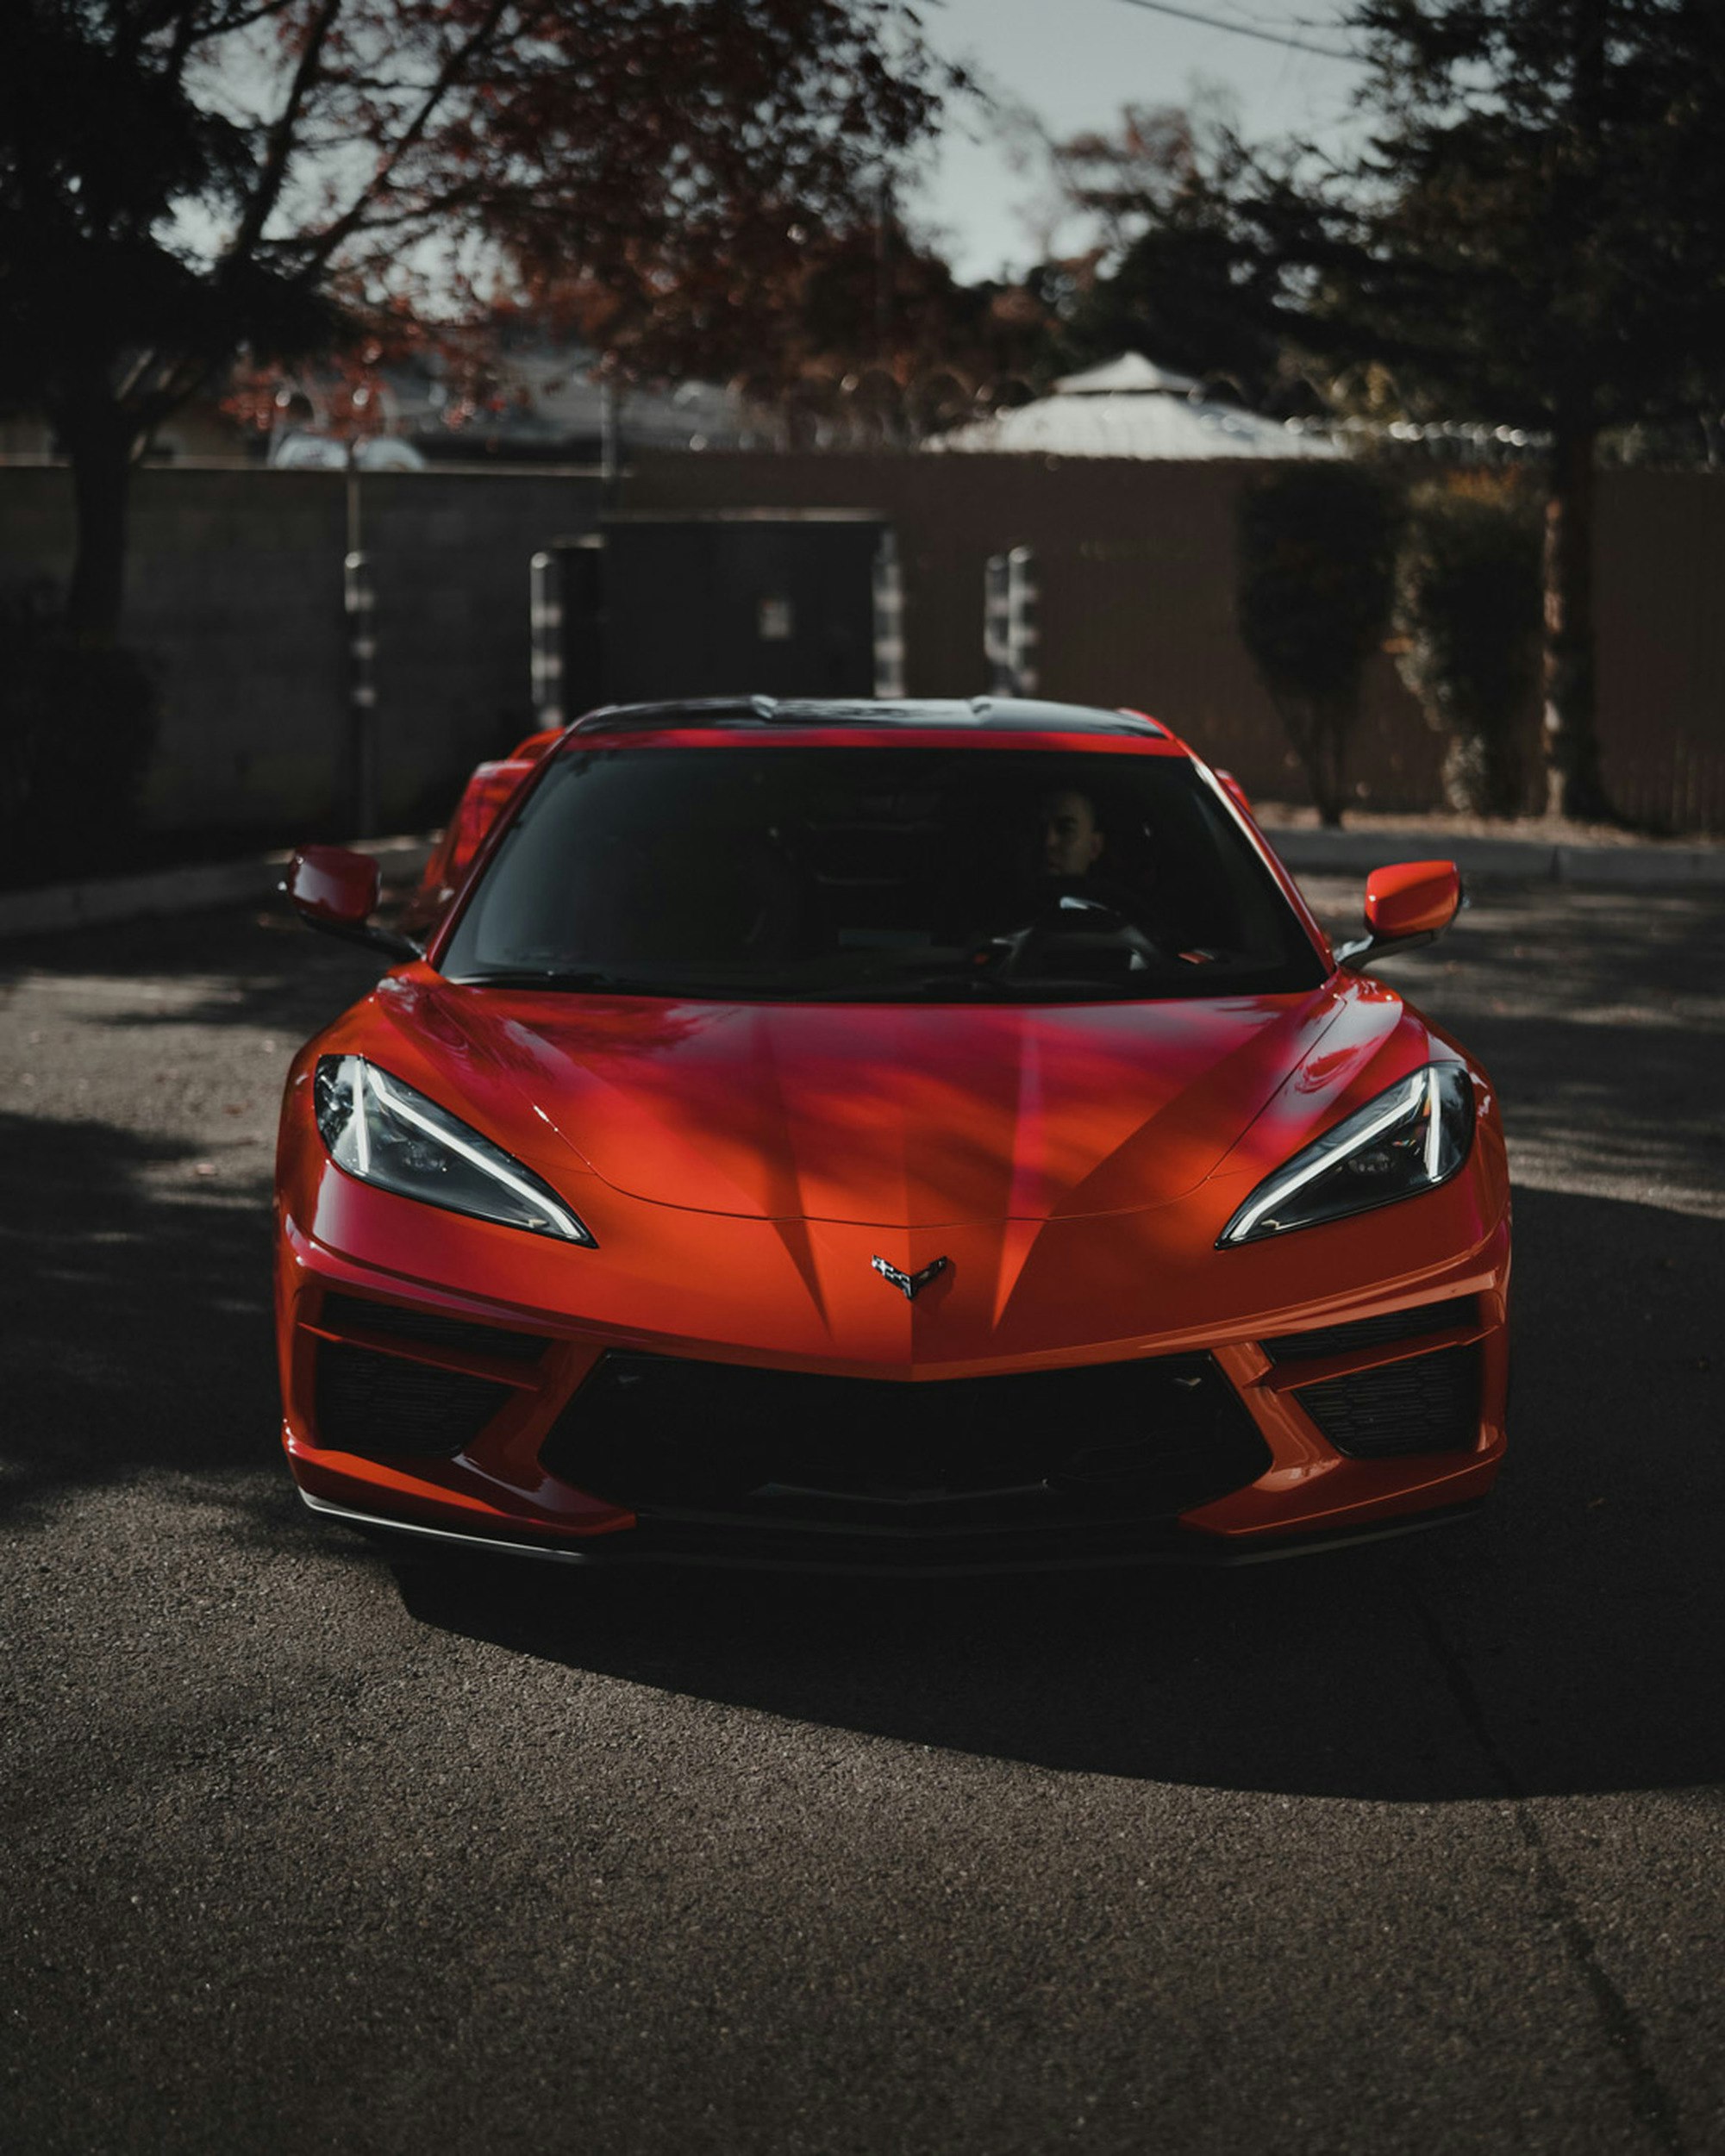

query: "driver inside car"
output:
1031 784 1209 966
1041 786 1109 883
1034 784 1139 925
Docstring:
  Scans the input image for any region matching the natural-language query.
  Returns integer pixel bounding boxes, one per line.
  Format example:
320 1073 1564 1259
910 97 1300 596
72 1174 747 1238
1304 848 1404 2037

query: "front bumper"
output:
276 1148 1511 1572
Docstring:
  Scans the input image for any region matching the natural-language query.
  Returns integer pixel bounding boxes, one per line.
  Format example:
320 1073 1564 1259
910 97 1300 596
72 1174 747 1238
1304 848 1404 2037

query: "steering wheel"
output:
972 895 1170 978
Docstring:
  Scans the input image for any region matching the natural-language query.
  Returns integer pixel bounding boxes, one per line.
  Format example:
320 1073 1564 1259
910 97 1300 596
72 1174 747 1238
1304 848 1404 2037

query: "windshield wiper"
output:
449 966 671 994
450 966 1166 1003
782 972 1142 1003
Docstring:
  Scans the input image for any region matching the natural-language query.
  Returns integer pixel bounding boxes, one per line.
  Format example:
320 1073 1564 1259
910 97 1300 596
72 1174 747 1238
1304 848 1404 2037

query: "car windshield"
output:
438 745 1325 1001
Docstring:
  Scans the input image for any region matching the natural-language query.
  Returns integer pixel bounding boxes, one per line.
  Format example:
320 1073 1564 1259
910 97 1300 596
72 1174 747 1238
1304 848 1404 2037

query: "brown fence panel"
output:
628 449 1725 830
624 450 1447 813
1596 469 1725 834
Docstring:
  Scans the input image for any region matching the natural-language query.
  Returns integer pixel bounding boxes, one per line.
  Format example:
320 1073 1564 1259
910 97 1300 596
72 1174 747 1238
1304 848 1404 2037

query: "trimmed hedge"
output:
1235 463 1403 827
1394 481 1542 817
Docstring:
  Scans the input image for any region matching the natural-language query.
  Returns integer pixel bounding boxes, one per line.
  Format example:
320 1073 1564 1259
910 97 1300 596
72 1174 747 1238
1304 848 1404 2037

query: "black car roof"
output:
566 697 1168 739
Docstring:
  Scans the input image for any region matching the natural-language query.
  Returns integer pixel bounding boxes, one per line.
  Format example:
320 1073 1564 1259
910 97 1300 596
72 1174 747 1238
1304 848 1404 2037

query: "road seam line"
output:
1406 1585 1688 2156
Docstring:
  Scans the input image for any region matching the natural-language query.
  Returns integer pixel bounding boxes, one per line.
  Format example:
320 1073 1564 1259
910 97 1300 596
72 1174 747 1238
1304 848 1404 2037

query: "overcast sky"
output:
908 0 1369 278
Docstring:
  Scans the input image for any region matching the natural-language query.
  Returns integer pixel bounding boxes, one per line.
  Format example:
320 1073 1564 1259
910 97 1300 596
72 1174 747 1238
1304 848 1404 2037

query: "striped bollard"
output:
530 550 564 728
344 549 378 837
985 548 1039 696
872 530 905 699
1005 544 1039 697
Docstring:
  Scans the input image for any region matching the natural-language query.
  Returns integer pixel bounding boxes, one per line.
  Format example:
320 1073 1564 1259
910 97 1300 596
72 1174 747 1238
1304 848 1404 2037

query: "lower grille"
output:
314 1340 514 1457
541 1350 1272 1534
1295 1342 1481 1459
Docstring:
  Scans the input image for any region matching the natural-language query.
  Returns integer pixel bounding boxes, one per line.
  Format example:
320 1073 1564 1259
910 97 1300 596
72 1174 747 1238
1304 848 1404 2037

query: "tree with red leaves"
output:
536 208 1059 448
0 1 957 640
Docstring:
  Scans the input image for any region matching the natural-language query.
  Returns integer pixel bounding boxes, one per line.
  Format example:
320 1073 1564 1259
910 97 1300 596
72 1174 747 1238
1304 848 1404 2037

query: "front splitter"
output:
300 1487 1484 1577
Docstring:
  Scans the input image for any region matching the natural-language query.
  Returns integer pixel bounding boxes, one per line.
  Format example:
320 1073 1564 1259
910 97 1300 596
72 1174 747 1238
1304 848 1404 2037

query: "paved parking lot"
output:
2 878 1721 2154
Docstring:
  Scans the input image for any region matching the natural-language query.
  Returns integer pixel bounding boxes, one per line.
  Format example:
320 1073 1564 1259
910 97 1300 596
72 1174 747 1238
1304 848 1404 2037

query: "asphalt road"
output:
2 879 1722 2155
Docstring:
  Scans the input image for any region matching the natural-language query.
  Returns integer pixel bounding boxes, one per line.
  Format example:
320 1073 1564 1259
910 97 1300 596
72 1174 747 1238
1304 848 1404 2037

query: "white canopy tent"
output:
933 353 1334 460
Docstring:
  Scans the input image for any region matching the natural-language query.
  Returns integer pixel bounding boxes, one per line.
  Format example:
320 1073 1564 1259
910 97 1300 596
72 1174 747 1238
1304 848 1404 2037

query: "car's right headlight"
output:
313 1054 595 1245
1218 1062 1474 1247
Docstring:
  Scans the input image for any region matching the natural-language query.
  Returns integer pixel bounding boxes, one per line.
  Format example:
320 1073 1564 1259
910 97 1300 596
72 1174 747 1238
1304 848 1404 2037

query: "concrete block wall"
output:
0 464 602 834
353 471 600 826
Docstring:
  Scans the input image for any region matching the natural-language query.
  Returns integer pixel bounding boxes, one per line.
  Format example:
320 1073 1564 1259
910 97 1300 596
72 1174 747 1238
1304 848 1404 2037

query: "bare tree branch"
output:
294 0 511 272
223 0 347 262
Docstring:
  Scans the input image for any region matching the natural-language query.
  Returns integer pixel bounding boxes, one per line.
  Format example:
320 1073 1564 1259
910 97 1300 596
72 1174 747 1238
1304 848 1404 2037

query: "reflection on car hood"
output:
372 977 1405 1229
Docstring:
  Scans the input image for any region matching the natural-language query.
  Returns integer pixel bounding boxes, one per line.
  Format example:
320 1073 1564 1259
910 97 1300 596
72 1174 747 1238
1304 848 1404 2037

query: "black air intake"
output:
1294 1342 1481 1459
314 1340 514 1457
541 1349 1272 1529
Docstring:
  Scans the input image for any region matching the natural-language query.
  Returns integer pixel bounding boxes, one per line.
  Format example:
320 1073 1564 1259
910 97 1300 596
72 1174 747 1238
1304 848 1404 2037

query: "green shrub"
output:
1234 463 1403 826
1394 483 1542 818
0 584 160 889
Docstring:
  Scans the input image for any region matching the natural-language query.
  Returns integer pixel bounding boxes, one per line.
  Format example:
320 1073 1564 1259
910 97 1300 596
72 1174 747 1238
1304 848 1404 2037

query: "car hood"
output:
370 974 1403 1229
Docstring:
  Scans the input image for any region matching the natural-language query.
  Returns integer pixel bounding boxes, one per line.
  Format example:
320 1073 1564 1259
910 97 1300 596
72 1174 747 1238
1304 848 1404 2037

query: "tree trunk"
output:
61 404 139 644
1313 704 1347 828
1279 691 1347 826
1541 420 1613 822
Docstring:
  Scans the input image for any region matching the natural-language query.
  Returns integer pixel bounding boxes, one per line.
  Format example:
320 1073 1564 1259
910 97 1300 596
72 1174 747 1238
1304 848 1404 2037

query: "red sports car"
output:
276 697 1509 1571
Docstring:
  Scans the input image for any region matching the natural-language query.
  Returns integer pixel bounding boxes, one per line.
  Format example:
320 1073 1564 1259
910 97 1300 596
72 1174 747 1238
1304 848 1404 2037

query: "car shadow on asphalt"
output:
3 1084 1716 1806
390 1181 1724 1808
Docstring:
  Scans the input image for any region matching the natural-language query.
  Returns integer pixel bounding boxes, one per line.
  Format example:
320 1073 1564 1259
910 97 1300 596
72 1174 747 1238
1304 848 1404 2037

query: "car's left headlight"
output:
1218 1062 1474 1247
313 1054 596 1245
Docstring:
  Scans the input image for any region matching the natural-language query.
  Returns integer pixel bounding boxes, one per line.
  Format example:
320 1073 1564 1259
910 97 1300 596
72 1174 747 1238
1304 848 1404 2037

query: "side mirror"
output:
1334 859 1461 971
285 846 419 960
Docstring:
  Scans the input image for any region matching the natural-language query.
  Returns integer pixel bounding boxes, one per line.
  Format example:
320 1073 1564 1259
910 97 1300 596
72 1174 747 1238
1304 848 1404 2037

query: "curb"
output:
0 834 435 943
1263 827 1725 889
